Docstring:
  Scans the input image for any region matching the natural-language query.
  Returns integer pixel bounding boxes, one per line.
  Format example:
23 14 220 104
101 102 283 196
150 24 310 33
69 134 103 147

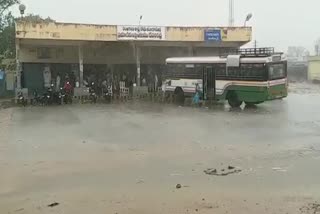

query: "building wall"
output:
166 27 204 41
308 56 320 81
288 64 308 82
19 45 79 64
16 22 252 42
221 27 252 42
16 22 117 41
19 43 220 64
16 21 251 91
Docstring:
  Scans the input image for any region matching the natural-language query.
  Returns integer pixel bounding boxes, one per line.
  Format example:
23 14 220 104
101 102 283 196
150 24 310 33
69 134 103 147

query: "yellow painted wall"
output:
16 21 251 43
16 22 117 41
308 56 320 81
166 27 251 42
221 27 252 42
166 27 204 41
19 44 221 64
19 45 79 64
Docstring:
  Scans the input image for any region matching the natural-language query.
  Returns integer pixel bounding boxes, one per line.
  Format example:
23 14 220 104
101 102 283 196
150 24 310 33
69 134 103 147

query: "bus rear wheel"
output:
174 87 185 105
227 93 243 108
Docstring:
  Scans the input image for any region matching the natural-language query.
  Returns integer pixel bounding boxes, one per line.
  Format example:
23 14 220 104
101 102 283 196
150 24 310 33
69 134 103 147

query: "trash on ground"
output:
204 168 217 175
47 202 59 207
299 203 320 214
204 166 241 176
272 167 287 172
136 179 145 184
170 173 183 177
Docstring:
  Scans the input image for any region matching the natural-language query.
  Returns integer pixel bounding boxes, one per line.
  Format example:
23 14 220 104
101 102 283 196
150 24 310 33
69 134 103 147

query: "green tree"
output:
0 12 15 59
16 14 55 23
0 0 19 68
0 0 19 16
0 0 54 69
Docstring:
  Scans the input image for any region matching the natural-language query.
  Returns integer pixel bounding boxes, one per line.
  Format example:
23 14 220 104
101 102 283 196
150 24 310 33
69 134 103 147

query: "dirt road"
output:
1 86 320 214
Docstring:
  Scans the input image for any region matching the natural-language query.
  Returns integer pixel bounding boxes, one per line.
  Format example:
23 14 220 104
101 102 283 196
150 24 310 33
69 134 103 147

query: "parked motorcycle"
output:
63 89 73 104
43 84 54 105
53 88 65 105
103 85 113 103
17 91 27 107
32 90 43 106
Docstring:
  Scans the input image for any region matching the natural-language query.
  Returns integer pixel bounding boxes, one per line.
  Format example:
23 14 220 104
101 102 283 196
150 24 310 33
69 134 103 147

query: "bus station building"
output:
15 21 252 93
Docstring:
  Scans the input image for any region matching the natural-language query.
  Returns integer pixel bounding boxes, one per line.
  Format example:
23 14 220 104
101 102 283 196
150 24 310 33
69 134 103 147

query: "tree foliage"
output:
0 0 19 67
0 0 19 16
0 0 55 69
0 12 15 59
16 14 55 23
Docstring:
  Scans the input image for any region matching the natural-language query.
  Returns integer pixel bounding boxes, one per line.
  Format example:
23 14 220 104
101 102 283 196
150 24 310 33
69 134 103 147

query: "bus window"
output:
268 63 286 80
166 64 201 79
227 67 241 78
241 64 266 80
215 64 226 78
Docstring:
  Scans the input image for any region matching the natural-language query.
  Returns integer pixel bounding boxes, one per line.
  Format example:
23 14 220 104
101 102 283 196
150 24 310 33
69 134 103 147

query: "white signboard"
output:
117 25 166 40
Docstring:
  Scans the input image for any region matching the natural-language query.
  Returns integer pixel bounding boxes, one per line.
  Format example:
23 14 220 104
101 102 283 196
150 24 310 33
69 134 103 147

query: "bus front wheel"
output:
227 93 243 108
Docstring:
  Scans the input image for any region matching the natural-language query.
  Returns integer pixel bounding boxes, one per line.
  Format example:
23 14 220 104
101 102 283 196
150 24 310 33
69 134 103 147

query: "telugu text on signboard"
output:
204 29 222 41
117 25 166 40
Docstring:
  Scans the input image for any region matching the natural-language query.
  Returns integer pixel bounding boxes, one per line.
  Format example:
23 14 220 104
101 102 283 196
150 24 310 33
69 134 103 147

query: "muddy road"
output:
1 86 320 214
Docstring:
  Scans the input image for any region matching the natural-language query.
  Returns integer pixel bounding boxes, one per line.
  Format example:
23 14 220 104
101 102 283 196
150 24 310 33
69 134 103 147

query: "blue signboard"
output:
204 29 221 41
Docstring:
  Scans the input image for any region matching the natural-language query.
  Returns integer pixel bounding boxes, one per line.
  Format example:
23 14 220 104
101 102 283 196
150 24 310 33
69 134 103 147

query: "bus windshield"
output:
268 63 286 80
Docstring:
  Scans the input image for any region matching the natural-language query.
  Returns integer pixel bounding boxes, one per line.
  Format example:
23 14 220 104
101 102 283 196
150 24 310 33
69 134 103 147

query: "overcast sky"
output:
11 0 320 53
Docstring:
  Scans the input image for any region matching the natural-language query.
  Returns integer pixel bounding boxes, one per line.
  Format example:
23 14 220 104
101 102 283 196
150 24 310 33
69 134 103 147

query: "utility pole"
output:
136 15 143 86
229 0 234 26
16 4 26 90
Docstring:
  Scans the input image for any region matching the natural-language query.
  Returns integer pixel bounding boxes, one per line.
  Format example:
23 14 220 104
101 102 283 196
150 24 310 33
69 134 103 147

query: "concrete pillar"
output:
110 64 114 83
15 39 22 89
78 45 84 87
135 44 141 86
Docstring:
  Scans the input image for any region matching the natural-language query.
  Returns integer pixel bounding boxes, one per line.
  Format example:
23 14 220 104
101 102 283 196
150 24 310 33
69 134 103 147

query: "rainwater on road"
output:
1 84 320 214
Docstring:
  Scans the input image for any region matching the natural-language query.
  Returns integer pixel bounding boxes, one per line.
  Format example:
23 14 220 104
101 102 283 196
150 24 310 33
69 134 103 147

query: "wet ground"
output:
1 84 320 214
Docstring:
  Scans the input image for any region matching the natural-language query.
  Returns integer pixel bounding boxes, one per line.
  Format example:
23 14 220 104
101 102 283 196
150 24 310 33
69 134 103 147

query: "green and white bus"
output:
162 48 288 107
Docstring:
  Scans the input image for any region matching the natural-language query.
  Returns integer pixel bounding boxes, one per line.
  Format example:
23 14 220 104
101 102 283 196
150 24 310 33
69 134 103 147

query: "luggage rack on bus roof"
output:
219 47 282 57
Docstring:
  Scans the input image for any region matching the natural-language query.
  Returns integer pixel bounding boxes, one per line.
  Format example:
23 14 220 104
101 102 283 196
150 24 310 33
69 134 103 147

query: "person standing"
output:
192 83 201 106
154 74 158 92
64 80 73 95
43 66 51 88
56 73 61 91
101 79 108 94
142 76 147 86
